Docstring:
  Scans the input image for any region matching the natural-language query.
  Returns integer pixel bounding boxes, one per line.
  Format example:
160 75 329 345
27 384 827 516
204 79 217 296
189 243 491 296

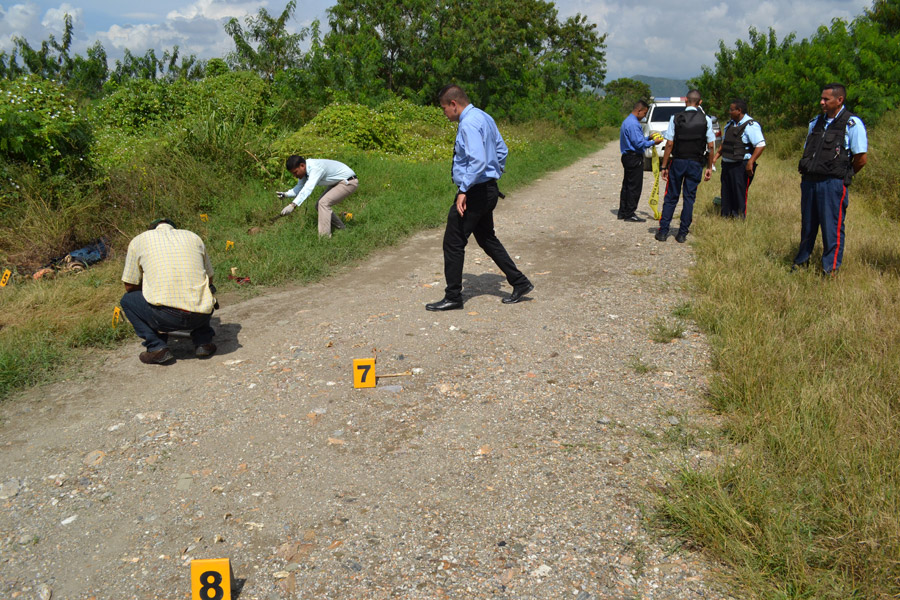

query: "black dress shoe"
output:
675 233 687 243
790 261 809 272
426 298 463 311
624 215 646 222
654 230 668 242
502 282 534 304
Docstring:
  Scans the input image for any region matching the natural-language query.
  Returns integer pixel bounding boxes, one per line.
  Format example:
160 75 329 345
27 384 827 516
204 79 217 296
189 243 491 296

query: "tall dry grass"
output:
660 116 900 598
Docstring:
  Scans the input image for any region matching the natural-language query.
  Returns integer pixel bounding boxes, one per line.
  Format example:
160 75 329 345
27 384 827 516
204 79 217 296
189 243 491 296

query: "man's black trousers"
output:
619 152 644 218
442 180 529 302
720 159 756 217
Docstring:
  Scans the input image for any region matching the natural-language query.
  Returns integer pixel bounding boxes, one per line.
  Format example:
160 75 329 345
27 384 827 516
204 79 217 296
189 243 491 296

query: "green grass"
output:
657 113 900 598
649 317 686 343
626 353 657 374
0 124 613 401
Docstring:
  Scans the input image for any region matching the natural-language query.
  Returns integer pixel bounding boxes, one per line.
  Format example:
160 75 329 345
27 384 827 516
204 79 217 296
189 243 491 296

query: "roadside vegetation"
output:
659 0 900 592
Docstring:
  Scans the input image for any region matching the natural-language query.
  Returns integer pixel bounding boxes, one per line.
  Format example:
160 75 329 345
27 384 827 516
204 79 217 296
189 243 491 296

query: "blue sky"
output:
0 0 873 82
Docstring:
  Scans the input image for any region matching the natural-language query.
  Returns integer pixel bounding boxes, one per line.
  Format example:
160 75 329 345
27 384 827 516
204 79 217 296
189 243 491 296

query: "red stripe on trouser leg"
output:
832 185 847 272
743 174 751 217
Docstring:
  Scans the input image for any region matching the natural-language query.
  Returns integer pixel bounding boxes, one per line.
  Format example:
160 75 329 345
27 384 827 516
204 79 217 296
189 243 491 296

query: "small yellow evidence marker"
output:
191 558 232 600
353 358 376 388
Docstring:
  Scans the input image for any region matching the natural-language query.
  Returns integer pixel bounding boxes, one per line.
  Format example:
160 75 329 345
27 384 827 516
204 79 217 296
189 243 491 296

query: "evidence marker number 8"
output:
191 558 232 600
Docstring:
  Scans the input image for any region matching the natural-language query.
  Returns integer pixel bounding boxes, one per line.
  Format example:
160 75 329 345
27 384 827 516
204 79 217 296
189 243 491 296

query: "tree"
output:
225 0 305 80
866 0 900 33
604 78 652 114
322 0 606 114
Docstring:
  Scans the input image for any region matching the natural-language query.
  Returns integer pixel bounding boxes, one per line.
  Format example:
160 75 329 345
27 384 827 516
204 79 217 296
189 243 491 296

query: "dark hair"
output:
686 89 702 105
823 83 846 101
633 100 650 111
730 99 748 115
148 218 176 230
438 84 470 106
285 155 306 171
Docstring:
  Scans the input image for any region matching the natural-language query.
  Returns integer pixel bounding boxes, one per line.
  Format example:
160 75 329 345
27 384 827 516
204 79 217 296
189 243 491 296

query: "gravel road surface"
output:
0 141 735 599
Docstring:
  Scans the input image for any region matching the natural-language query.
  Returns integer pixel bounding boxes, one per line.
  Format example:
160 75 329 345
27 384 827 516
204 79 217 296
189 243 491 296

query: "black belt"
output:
623 151 641 155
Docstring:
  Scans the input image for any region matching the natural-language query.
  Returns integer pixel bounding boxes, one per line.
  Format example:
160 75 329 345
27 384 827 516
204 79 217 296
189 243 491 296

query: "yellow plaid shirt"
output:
121 224 215 314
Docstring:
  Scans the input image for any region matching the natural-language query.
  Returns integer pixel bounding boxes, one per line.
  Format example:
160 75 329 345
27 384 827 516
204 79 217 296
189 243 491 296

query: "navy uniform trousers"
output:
442 180 529 302
794 178 849 273
658 158 703 236
720 160 757 218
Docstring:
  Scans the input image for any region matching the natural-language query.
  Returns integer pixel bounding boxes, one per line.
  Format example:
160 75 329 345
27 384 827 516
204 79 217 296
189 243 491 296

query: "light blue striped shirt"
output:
452 104 508 193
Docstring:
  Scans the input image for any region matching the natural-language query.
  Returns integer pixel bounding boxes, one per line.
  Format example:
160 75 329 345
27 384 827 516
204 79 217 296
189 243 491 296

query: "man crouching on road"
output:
120 219 217 365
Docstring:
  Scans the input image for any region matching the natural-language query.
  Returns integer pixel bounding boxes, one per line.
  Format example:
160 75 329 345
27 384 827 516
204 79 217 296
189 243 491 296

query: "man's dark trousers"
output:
794 178 848 273
120 290 214 352
619 152 644 218
658 158 703 236
442 180 529 302
721 160 756 217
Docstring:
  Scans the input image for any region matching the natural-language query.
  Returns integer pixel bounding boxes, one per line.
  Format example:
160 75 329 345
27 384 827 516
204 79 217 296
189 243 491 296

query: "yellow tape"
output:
648 146 662 220
112 306 121 328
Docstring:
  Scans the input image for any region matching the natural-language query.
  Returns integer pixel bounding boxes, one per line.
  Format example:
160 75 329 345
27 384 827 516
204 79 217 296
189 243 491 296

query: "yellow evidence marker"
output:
225 241 234 251
0 269 10 287
112 306 121 328
200 213 209 222
191 558 232 600
353 358 376 388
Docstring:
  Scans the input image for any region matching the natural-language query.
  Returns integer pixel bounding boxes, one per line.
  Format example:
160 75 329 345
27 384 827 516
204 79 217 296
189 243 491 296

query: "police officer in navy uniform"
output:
793 83 868 275
713 99 765 218
656 90 715 243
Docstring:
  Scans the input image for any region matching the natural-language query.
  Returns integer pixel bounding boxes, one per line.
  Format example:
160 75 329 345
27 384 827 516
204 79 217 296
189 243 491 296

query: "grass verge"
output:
0 125 614 401
658 120 900 598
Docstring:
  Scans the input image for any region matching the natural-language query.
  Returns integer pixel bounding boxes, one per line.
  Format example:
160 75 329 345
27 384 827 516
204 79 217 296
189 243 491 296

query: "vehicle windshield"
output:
650 106 685 123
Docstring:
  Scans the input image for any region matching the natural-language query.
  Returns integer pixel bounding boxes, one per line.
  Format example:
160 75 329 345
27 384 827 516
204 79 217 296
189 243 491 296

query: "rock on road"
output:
0 141 734 599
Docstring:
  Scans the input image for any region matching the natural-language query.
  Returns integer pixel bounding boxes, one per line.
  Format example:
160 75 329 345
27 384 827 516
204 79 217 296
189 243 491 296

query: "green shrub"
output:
0 75 92 175
96 79 184 133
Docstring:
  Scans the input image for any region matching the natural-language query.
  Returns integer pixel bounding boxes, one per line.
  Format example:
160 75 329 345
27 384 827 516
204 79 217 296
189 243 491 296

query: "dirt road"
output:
0 141 732 599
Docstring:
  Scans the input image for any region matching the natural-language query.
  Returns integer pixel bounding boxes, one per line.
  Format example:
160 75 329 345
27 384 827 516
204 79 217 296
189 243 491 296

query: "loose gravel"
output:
0 141 737 599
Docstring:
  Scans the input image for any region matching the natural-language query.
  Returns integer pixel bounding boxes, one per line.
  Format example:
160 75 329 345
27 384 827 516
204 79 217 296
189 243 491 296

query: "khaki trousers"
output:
316 179 358 237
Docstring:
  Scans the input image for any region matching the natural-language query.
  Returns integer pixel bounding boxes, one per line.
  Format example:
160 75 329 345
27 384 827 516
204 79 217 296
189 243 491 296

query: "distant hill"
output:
631 75 688 98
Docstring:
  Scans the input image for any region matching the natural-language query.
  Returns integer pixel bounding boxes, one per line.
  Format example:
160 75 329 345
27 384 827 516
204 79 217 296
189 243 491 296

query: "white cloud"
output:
166 0 264 21
41 2 81 31
0 3 41 51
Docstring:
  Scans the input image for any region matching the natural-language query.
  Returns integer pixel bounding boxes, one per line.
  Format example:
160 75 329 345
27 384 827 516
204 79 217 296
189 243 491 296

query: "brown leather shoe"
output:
194 342 218 358
139 348 174 364
195 343 217 358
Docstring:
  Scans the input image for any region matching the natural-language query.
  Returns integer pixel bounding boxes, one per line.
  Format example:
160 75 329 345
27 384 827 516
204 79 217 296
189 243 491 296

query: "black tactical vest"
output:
721 120 755 161
672 110 708 162
798 110 855 184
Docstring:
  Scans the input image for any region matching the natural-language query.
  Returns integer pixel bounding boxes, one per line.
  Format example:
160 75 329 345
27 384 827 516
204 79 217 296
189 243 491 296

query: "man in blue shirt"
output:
425 84 533 311
713 99 766 218
619 100 657 222
793 83 868 275
656 90 715 243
